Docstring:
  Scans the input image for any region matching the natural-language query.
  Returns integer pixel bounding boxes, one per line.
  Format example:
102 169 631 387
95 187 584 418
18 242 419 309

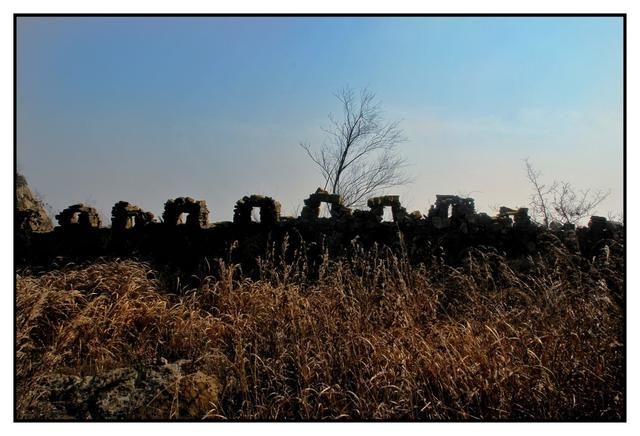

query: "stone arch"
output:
162 197 209 228
55 204 102 229
233 195 281 226
367 195 408 223
451 197 476 220
300 188 351 221
497 206 531 229
111 201 154 231
427 195 476 228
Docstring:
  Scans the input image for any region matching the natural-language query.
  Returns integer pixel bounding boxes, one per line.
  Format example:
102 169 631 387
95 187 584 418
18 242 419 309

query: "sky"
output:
16 16 623 223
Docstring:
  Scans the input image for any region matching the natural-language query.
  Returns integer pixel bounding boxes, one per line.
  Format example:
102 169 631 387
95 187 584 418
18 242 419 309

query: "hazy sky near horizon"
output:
17 16 623 222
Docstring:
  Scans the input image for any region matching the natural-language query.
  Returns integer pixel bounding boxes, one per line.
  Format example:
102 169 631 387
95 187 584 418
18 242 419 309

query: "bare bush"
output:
525 158 610 227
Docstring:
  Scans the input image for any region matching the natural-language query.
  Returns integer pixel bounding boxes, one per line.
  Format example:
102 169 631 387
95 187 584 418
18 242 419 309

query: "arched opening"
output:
129 215 136 229
70 212 81 224
447 204 453 219
382 206 394 222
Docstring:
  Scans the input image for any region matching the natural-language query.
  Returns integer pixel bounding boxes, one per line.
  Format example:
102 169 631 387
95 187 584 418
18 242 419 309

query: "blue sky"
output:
16 16 623 222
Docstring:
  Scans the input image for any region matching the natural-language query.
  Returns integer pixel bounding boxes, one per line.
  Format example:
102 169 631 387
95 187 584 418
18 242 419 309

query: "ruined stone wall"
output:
15 189 624 272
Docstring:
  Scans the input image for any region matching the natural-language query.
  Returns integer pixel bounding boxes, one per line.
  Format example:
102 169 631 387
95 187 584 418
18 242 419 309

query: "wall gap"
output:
382 206 394 222
178 213 190 225
318 202 332 218
251 207 261 223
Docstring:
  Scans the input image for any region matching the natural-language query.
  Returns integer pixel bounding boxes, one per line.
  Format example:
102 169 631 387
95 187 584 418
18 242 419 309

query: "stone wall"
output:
16 188 624 271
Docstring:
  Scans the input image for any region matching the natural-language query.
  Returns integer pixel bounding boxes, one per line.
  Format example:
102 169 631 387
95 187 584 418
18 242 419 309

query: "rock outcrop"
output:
18 353 232 420
16 174 54 233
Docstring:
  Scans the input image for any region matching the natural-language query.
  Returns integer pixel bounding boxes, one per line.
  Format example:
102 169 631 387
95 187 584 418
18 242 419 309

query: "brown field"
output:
16 240 624 420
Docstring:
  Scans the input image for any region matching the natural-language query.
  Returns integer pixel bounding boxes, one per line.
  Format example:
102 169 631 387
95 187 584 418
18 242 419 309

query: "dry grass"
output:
16 240 624 420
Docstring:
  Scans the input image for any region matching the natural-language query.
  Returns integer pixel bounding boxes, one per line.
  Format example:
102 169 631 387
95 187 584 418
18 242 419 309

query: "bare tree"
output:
524 158 610 227
301 87 411 208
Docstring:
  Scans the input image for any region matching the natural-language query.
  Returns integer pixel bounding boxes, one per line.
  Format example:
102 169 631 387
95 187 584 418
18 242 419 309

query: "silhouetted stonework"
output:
301 188 352 220
162 197 209 228
367 195 408 223
427 195 476 229
499 207 532 229
55 204 102 229
16 189 624 271
111 201 154 231
233 195 281 226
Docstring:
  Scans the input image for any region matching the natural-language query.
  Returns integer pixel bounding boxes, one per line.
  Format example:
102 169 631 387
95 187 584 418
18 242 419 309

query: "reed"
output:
16 240 624 420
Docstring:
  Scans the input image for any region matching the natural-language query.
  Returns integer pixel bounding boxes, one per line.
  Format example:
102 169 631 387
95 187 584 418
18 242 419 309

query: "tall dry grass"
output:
16 239 624 420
